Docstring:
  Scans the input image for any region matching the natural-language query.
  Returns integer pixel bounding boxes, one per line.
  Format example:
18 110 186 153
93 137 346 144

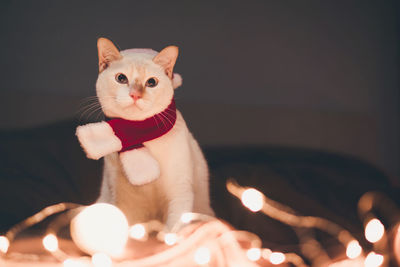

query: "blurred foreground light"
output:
0 235 9 253
194 246 211 265
246 248 261 261
269 252 286 265
63 258 86 267
364 252 384 267
346 240 362 259
241 188 263 212
92 253 112 267
129 224 146 240
365 219 385 243
164 233 178 246
71 203 129 257
43 234 58 252
181 213 196 224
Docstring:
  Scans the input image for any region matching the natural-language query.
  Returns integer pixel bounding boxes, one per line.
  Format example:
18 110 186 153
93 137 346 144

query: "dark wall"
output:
0 1 398 179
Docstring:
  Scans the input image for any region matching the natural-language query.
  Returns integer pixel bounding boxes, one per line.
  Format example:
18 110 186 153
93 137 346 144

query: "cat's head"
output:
96 38 182 120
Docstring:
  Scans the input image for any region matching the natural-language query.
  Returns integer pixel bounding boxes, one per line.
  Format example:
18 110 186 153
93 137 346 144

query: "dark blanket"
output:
0 120 398 258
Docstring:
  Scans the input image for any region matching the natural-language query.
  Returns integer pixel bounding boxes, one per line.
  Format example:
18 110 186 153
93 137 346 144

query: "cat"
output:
76 38 214 229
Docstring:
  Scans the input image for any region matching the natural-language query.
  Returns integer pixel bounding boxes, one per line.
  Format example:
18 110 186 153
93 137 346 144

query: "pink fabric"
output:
106 99 176 152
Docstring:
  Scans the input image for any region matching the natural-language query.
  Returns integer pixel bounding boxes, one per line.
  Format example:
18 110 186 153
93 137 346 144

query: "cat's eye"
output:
115 73 128 84
145 77 158 88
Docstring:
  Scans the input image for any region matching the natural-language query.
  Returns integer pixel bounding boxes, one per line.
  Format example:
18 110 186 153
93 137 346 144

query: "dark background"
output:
0 0 399 181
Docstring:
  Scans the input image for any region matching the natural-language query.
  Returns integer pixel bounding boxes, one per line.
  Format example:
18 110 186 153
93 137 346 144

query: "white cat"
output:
76 38 214 229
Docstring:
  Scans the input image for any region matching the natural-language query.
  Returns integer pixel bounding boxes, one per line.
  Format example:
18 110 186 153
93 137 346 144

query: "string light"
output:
365 218 385 243
227 179 358 247
269 252 286 265
92 253 112 267
164 233 178 246
70 203 129 257
246 247 261 261
364 252 384 267
129 224 146 240
42 233 59 252
194 246 211 265
241 188 264 212
346 240 362 259
1 178 400 267
0 236 9 254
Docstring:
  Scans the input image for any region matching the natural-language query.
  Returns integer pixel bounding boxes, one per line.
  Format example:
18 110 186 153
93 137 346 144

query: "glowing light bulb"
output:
269 252 286 265
241 188 263 212
365 218 385 243
70 203 129 257
129 224 146 240
0 235 9 253
181 213 196 224
164 233 178 246
194 246 211 265
92 253 112 267
246 248 261 261
364 252 384 267
346 240 362 259
43 233 58 252
63 258 86 267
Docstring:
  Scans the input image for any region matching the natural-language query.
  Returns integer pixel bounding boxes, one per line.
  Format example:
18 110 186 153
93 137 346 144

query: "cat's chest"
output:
114 164 168 224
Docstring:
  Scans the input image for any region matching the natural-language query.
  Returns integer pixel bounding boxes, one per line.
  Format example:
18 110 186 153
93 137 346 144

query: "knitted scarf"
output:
106 99 176 152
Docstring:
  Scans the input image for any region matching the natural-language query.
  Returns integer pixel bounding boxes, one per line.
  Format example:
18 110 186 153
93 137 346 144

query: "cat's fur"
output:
76 38 214 229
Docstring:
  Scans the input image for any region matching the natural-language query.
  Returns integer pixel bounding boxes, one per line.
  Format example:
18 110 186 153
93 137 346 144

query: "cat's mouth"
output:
126 98 146 111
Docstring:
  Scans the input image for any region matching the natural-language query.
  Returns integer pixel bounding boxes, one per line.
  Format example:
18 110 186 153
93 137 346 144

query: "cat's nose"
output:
129 91 142 101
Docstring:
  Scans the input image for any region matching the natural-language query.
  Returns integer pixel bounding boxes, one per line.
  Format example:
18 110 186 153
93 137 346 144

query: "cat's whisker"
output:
156 114 167 129
161 111 176 124
152 116 161 130
77 99 100 109
96 110 105 121
86 106 105 121
77 103 102 120
158 112 174 128
164 107 177 116
80 102 113 121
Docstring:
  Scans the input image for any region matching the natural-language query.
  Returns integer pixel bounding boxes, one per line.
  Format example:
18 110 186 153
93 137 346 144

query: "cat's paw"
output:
76 122 122 160
120 148 160 185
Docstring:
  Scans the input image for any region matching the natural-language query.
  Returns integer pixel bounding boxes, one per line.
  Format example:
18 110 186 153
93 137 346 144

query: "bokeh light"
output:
194 246 211 265
364 252 384 267
269 252 286 265
129 224 146 240
164 233 178 246
365 218 385 243
70 203 129 257
246 248 261 261
346 240 362 259
42 234 58 252
0 236 9 254
241 188 264 212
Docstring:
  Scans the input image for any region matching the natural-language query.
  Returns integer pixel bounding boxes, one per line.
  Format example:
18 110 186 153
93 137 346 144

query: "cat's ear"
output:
153 46 178 79
97 38 122 72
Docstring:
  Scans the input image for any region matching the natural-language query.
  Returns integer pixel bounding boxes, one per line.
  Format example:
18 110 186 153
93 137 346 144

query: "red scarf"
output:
106 99 176 152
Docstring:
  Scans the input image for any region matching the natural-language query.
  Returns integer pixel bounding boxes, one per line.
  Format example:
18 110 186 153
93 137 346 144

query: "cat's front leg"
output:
119 148 160 185
164 181 194 230
162 160 195 230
